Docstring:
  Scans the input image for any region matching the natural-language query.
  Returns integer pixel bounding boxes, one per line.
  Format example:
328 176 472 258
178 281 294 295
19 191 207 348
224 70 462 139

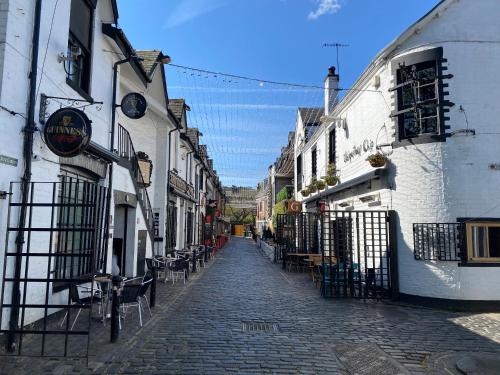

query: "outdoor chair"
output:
146 257 167 281
120 275 153 327
60 283 104 330
168 258 188 285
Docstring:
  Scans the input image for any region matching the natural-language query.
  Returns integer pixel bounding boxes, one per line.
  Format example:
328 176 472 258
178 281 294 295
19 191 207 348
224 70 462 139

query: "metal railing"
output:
413 223 462 261
117 125 154 235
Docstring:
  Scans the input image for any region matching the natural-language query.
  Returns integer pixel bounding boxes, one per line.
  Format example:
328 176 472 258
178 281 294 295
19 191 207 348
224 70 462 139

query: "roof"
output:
186 128 201 149
168 99 186 123
299 108 323 126
135 50 161 77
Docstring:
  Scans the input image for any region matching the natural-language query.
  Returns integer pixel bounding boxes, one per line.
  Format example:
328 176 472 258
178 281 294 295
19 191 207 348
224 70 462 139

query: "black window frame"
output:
296 154 302 191
311 148 317 178
328 128 336 164
66 0 96 99
391 47 447 147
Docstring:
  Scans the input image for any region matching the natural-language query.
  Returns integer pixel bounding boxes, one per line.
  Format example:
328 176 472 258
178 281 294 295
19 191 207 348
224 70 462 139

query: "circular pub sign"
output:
121 92 147 119
43 107 92 157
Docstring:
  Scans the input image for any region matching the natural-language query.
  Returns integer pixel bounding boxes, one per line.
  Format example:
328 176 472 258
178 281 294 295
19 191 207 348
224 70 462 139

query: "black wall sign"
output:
121 92 147 119
43 107 92 157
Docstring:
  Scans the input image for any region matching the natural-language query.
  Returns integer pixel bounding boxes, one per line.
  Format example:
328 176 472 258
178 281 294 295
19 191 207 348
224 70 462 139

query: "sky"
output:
117 0 440 187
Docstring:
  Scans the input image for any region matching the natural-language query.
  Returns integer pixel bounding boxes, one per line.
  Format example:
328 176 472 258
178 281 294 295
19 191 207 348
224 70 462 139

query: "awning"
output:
302 168 387 204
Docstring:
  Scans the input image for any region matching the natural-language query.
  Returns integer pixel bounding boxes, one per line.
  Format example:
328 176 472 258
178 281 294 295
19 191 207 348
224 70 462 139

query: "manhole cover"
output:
241 321 279 333
335 343 410 375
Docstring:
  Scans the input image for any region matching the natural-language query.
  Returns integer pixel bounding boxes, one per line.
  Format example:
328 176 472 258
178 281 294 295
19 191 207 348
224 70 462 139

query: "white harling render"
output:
295 0 500 303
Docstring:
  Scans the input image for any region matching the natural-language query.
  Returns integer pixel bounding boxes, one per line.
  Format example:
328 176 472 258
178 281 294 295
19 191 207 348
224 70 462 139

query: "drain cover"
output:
335 344 410 375
241 321 279 333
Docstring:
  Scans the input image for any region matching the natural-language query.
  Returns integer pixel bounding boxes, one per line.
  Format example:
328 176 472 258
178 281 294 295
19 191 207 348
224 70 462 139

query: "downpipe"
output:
7 0 42 352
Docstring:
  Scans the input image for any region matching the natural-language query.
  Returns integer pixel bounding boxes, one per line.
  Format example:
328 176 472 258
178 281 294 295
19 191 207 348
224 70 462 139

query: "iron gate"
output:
0 178 107 357
276 212 320 265
277 210 397 299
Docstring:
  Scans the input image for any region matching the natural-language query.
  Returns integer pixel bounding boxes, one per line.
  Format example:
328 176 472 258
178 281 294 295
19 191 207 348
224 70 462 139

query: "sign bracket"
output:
39 93 104 124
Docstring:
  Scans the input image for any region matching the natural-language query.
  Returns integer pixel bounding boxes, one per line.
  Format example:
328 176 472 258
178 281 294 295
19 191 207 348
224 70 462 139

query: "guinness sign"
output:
43 108 92 157
121 92 147 119
287 200 302 213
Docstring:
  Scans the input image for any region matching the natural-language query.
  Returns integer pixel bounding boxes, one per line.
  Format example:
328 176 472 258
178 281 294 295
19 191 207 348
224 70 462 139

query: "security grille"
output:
413 223 462 261
0 179 107 357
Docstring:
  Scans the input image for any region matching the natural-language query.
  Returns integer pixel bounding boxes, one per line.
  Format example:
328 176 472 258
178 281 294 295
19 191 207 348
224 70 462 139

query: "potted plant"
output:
367 153 387 168
315 179 326 191
308 177 318 193
324 175 339 186
326 163 337 176
300 188 310 197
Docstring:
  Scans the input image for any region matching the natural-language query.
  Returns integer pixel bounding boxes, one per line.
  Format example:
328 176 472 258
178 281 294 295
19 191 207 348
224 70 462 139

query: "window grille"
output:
413 223 462 261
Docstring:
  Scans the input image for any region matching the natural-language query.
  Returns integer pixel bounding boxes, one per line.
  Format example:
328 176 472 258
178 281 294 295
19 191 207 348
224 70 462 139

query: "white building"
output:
294 0 500 308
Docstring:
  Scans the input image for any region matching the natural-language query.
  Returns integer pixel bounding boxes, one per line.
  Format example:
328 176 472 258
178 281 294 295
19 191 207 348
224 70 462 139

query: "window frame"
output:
328 129 336 164
465 221 500 263
391 47 447 147
66 0 95 99
311 148 317 178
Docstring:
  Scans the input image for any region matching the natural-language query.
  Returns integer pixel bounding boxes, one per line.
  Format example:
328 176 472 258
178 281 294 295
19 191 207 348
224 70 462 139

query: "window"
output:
186 210 194 245
56 167 100 280
466 222 500 262
328 129 335 164
311 148 317 178
392 48 445 143
296 154 302 191
166 202 177 250
66 0 94 95
199 170 204 190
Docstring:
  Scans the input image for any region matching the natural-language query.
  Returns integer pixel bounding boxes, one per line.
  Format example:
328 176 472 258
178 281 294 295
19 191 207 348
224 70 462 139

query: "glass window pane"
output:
471 226 487 258
70 0 91 49
488 227 500 258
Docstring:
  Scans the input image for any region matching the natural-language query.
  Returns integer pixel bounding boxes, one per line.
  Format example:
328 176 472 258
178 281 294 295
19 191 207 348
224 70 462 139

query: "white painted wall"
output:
295 0 500 301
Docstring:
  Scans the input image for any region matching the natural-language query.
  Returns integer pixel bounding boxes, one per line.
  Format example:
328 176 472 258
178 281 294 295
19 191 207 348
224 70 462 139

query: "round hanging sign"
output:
121 92 147 119
43 107 92 157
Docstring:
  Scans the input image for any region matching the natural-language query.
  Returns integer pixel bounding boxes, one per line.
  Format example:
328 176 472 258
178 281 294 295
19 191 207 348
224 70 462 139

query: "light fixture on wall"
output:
57 45 82 63
337 200 353 208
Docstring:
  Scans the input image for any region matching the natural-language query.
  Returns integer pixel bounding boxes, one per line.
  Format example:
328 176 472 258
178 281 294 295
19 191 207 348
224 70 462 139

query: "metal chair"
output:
120 275 153 327
60 283 103 330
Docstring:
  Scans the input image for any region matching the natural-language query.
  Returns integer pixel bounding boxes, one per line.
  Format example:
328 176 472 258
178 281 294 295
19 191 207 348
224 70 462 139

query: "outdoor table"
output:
94 274 112 323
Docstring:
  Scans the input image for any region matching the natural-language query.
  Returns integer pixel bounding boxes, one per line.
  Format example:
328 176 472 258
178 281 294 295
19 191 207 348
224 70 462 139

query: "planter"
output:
367 153 387 168
315 180 326 191
324 175 339 186
300 189 310 197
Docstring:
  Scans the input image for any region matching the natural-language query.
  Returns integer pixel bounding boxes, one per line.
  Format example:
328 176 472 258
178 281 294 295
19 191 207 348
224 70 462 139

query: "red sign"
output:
206 215 212 224
215 209 220 218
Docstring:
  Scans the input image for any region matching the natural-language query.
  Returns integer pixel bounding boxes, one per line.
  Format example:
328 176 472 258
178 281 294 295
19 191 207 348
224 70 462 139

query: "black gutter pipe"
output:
102 57 131 274
7 0 42 352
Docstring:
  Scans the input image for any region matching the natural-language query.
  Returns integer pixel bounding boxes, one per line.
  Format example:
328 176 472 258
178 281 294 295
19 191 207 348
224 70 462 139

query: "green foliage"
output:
272 200 288 228
315 179 326 190
326 163 337 176
276 186 289 203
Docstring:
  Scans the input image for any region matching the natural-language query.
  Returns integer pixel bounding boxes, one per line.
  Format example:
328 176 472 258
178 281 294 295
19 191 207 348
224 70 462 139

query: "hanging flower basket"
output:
315 180 326 191
367 153 387 168
301 189 310 197
324 175 339 186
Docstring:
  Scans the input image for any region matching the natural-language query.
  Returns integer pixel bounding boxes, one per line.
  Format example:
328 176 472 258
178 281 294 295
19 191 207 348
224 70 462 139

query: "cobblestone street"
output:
2 237 500 374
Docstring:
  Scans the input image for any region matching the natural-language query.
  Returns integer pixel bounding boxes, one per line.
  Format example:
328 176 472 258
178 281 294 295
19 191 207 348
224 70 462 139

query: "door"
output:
136 230 147 276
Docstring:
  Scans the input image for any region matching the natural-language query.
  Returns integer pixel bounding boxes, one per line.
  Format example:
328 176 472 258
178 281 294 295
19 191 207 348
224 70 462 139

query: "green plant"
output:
315 180 326 190
276 186 290 203
326 163 337 176
300 188 310 197
272 200 288 228
324 175 339 186
367 153 387 168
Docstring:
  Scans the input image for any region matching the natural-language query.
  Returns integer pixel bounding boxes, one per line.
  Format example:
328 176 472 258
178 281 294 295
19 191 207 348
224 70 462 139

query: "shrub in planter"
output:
367 153 387 168
324 175 339 186
326 163 337 176
315 180 326 191
301 189 310 197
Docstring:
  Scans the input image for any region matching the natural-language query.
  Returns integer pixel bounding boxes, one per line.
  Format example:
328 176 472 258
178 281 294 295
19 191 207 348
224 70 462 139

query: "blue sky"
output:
117 0 440 187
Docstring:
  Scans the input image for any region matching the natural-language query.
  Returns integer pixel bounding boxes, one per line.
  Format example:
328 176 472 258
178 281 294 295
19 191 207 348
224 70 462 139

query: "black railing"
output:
413 223 462 261
117 125 154 235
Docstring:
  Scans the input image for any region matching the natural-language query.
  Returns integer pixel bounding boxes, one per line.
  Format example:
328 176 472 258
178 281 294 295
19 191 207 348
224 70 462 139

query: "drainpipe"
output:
102 56 131 272
7 0 42 352
165 126 179 253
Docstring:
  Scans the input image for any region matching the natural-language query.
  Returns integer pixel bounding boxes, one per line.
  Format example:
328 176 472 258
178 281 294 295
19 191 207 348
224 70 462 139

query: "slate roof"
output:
186 128 201 149
136 50 161 77
168 99 186 124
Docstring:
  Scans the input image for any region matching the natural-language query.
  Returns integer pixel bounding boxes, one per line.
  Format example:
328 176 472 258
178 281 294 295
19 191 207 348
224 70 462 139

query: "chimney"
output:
324 66 339 116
